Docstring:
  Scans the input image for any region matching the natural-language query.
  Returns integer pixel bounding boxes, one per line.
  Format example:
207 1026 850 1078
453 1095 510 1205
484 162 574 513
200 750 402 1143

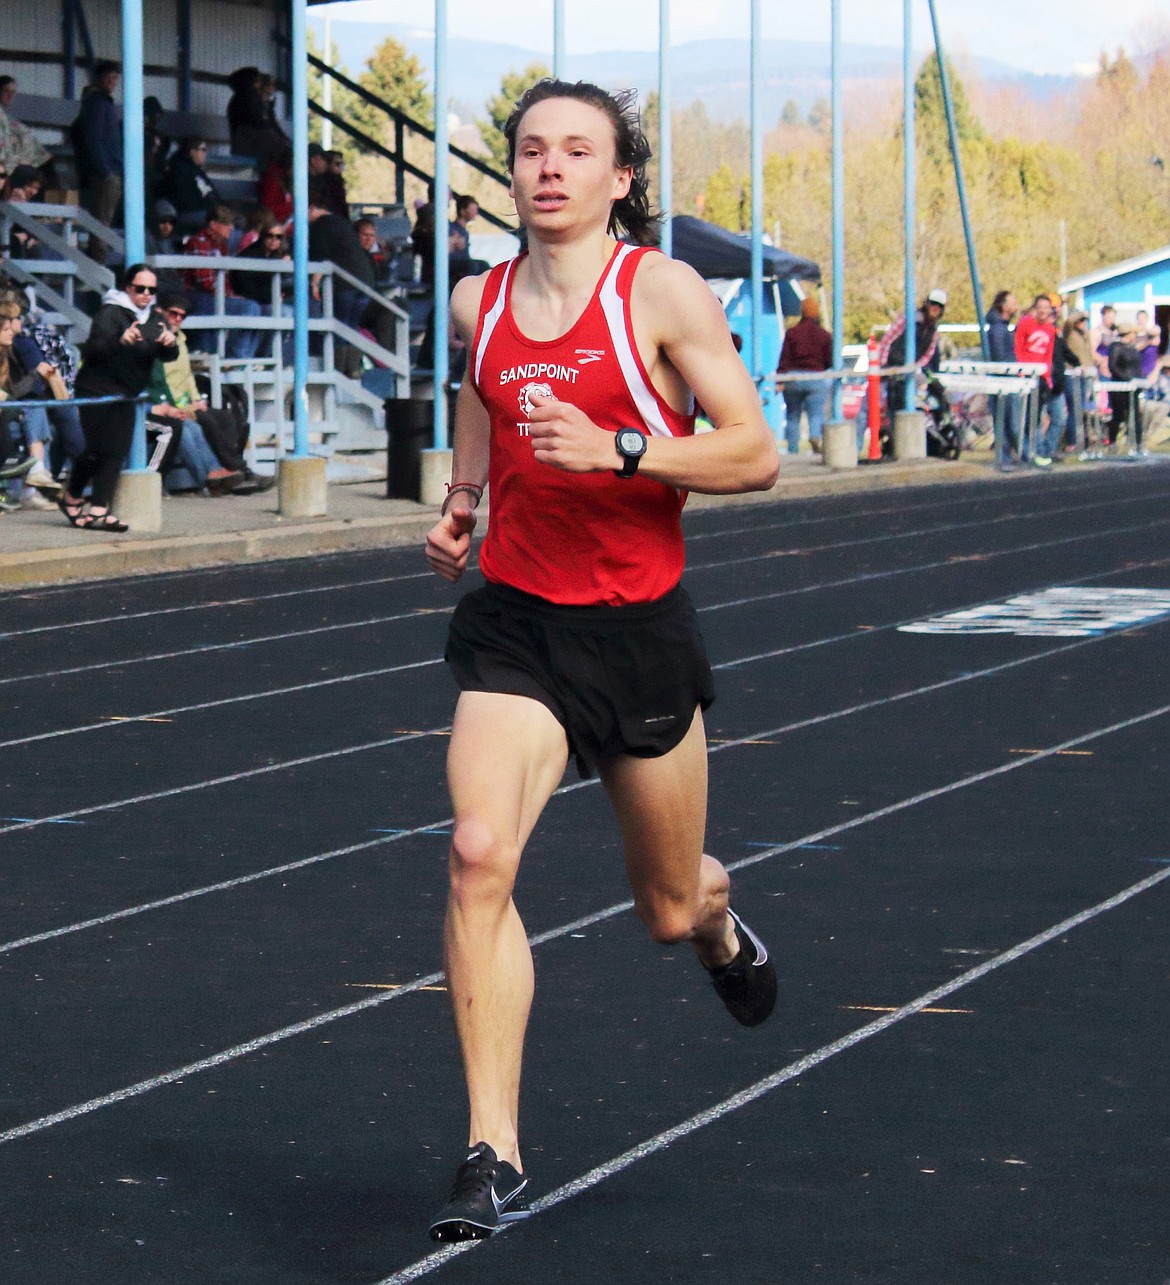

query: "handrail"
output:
147 254 411 379
0 201 117 290
307 102 516 235
299 49 511 193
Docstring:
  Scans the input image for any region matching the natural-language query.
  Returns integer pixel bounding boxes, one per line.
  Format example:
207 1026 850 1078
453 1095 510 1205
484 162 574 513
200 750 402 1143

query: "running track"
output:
2 465 1167 1283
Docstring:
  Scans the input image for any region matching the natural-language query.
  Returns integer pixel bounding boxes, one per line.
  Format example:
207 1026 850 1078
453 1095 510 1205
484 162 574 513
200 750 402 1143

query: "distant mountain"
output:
310 20 1076 124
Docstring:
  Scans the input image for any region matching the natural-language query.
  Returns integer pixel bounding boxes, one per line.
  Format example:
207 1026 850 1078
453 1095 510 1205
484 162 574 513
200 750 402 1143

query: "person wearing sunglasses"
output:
59 264 177 531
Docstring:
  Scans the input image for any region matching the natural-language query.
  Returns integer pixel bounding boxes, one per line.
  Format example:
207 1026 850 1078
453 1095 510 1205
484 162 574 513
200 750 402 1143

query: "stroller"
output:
921 378 962 459
877 376 962 459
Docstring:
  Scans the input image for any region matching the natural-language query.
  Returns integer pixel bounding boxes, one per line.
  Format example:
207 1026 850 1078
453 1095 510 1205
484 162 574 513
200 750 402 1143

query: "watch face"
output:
616 428 647 457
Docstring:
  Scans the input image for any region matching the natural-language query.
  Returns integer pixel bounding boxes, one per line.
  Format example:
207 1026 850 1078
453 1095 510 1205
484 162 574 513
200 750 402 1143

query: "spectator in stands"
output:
258 74 282 128
7 285 86 480
355 218 391 287
1062 310 1094 452
5 292 85 488
162 137 220 232
258 145 293 225
72 61 123 254
59 264 178 531
231 218 293 361
2 165 45 259
307 144 348 217
985 289 1020 464
308 183 374 374
144 199 184 294
411 199 435 284
1135 310 1162 381
0 303 61 509
0 76 51 176
183 204 262 360
776 296 832 455
227 66 287 169
1090 304 1119 377
1106 323 1144 450
155 289 272 492
1014 294 1061 467
448 194 476 259
143 95 171 207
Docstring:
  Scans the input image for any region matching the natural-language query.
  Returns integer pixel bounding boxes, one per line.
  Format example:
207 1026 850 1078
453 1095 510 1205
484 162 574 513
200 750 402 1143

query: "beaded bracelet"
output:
441 481 484 516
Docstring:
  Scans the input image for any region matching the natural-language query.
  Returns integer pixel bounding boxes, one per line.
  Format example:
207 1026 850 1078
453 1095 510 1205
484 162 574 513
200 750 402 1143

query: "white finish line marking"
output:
900 587 1170 637
376 860 1170 1283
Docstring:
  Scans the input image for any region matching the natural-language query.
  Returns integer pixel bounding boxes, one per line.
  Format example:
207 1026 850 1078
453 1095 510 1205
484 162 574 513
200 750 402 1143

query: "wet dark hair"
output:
503 79 659 246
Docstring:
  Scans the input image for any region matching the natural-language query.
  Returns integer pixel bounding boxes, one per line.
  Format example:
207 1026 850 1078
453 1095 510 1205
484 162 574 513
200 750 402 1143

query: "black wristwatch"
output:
613 427 648 477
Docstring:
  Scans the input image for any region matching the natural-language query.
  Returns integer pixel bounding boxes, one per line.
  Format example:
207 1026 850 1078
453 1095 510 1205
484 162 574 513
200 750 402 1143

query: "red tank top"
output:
470 243 694 606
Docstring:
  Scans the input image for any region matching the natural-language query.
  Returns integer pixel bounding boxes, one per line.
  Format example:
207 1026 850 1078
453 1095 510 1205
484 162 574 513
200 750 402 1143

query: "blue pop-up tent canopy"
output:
668 215 821 284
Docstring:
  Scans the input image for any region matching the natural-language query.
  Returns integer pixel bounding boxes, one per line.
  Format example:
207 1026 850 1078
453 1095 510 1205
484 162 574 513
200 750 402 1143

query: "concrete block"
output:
822 420 857 469
893 410 927 460
278 456 328 517
420 448 454 508
112 469 162 532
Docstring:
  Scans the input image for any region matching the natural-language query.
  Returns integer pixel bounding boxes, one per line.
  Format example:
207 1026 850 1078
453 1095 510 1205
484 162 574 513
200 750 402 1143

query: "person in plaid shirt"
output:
183 205 261 360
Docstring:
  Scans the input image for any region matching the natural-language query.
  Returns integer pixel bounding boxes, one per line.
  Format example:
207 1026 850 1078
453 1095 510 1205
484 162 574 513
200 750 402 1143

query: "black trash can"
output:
385 399 434 500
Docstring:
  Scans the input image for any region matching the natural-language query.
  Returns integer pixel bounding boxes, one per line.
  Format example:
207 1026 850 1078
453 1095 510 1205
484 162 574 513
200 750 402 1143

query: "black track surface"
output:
2 466 1168 1284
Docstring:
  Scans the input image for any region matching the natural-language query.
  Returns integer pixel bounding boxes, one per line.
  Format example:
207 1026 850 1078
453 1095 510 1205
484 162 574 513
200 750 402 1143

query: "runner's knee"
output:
449 818 520 901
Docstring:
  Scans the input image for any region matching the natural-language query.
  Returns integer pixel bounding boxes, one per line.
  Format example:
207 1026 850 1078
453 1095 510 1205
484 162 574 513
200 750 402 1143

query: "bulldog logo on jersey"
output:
517 381 554 419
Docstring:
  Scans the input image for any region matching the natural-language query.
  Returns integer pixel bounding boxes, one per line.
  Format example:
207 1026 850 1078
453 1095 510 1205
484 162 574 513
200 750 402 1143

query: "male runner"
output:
424 80 780 1242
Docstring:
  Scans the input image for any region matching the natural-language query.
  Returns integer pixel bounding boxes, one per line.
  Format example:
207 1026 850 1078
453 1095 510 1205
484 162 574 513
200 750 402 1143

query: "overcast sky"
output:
315 0 1167 77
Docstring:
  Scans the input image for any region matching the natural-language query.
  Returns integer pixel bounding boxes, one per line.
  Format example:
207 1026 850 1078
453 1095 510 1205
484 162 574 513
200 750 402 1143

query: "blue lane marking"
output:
370 827 451 836
1 817 86 825
1138 857 1170 865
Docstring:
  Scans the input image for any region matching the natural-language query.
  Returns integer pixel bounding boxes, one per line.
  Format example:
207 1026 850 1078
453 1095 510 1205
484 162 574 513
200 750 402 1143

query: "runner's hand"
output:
426 505 477 582
526 391 614 473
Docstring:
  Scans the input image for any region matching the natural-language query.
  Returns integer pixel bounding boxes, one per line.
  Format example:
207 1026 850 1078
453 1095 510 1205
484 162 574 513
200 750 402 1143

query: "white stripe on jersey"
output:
599 244 673 438
473 257 518 389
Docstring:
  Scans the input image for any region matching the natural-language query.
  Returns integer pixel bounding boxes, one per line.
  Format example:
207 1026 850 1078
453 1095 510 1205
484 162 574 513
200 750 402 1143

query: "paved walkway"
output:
0 450 1074 588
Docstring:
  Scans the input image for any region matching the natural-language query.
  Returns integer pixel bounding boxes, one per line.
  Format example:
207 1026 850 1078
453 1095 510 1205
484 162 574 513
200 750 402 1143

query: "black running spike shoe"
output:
428 1142 530 1242
707 908 778 1027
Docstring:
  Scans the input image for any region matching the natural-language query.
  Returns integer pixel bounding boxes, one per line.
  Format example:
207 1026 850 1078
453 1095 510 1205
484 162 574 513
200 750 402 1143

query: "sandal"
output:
81 512 129 533
58 496 89 527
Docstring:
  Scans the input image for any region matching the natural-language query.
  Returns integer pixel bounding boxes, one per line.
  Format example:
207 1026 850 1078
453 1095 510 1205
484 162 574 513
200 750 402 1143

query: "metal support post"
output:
902 0 916 413
658 0 672 258
290 0 310 457
432 0 450 450
830 0 844 420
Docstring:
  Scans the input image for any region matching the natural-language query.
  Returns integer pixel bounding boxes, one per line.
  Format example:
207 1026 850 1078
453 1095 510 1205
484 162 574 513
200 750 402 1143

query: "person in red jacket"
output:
776 295 833 454
423 79 779 1243
1014 294 1063 466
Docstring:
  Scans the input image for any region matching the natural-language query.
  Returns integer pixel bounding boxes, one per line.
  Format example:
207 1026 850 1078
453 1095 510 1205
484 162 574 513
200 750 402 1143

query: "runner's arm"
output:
626 257 778 494
425 274 491 582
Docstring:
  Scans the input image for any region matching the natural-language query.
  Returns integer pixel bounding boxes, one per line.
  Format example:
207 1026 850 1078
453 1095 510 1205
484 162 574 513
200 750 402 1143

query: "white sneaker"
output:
25 466 60 492
1033 456 1053 469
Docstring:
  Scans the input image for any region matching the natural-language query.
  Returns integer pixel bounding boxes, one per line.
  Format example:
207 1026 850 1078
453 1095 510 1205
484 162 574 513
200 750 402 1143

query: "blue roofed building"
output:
1060 245 1170 360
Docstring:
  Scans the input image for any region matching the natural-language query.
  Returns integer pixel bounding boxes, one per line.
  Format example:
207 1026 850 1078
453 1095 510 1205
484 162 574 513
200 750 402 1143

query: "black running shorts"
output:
445 581 716 778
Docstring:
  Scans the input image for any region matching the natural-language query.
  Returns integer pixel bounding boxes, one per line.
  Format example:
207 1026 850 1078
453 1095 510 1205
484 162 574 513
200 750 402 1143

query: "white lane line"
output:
699 513 1170 612
5 552 1167 759
0 658 443 753
0 616 1118 843
0 468 1119 625
2 597 1163 922
689 489 1170 577
0 606 453 690
0 822 454 956
0 697 1166 1150
4 507 1166 694
0 570 437 641
0 727 449 838
376 860 1170 1283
